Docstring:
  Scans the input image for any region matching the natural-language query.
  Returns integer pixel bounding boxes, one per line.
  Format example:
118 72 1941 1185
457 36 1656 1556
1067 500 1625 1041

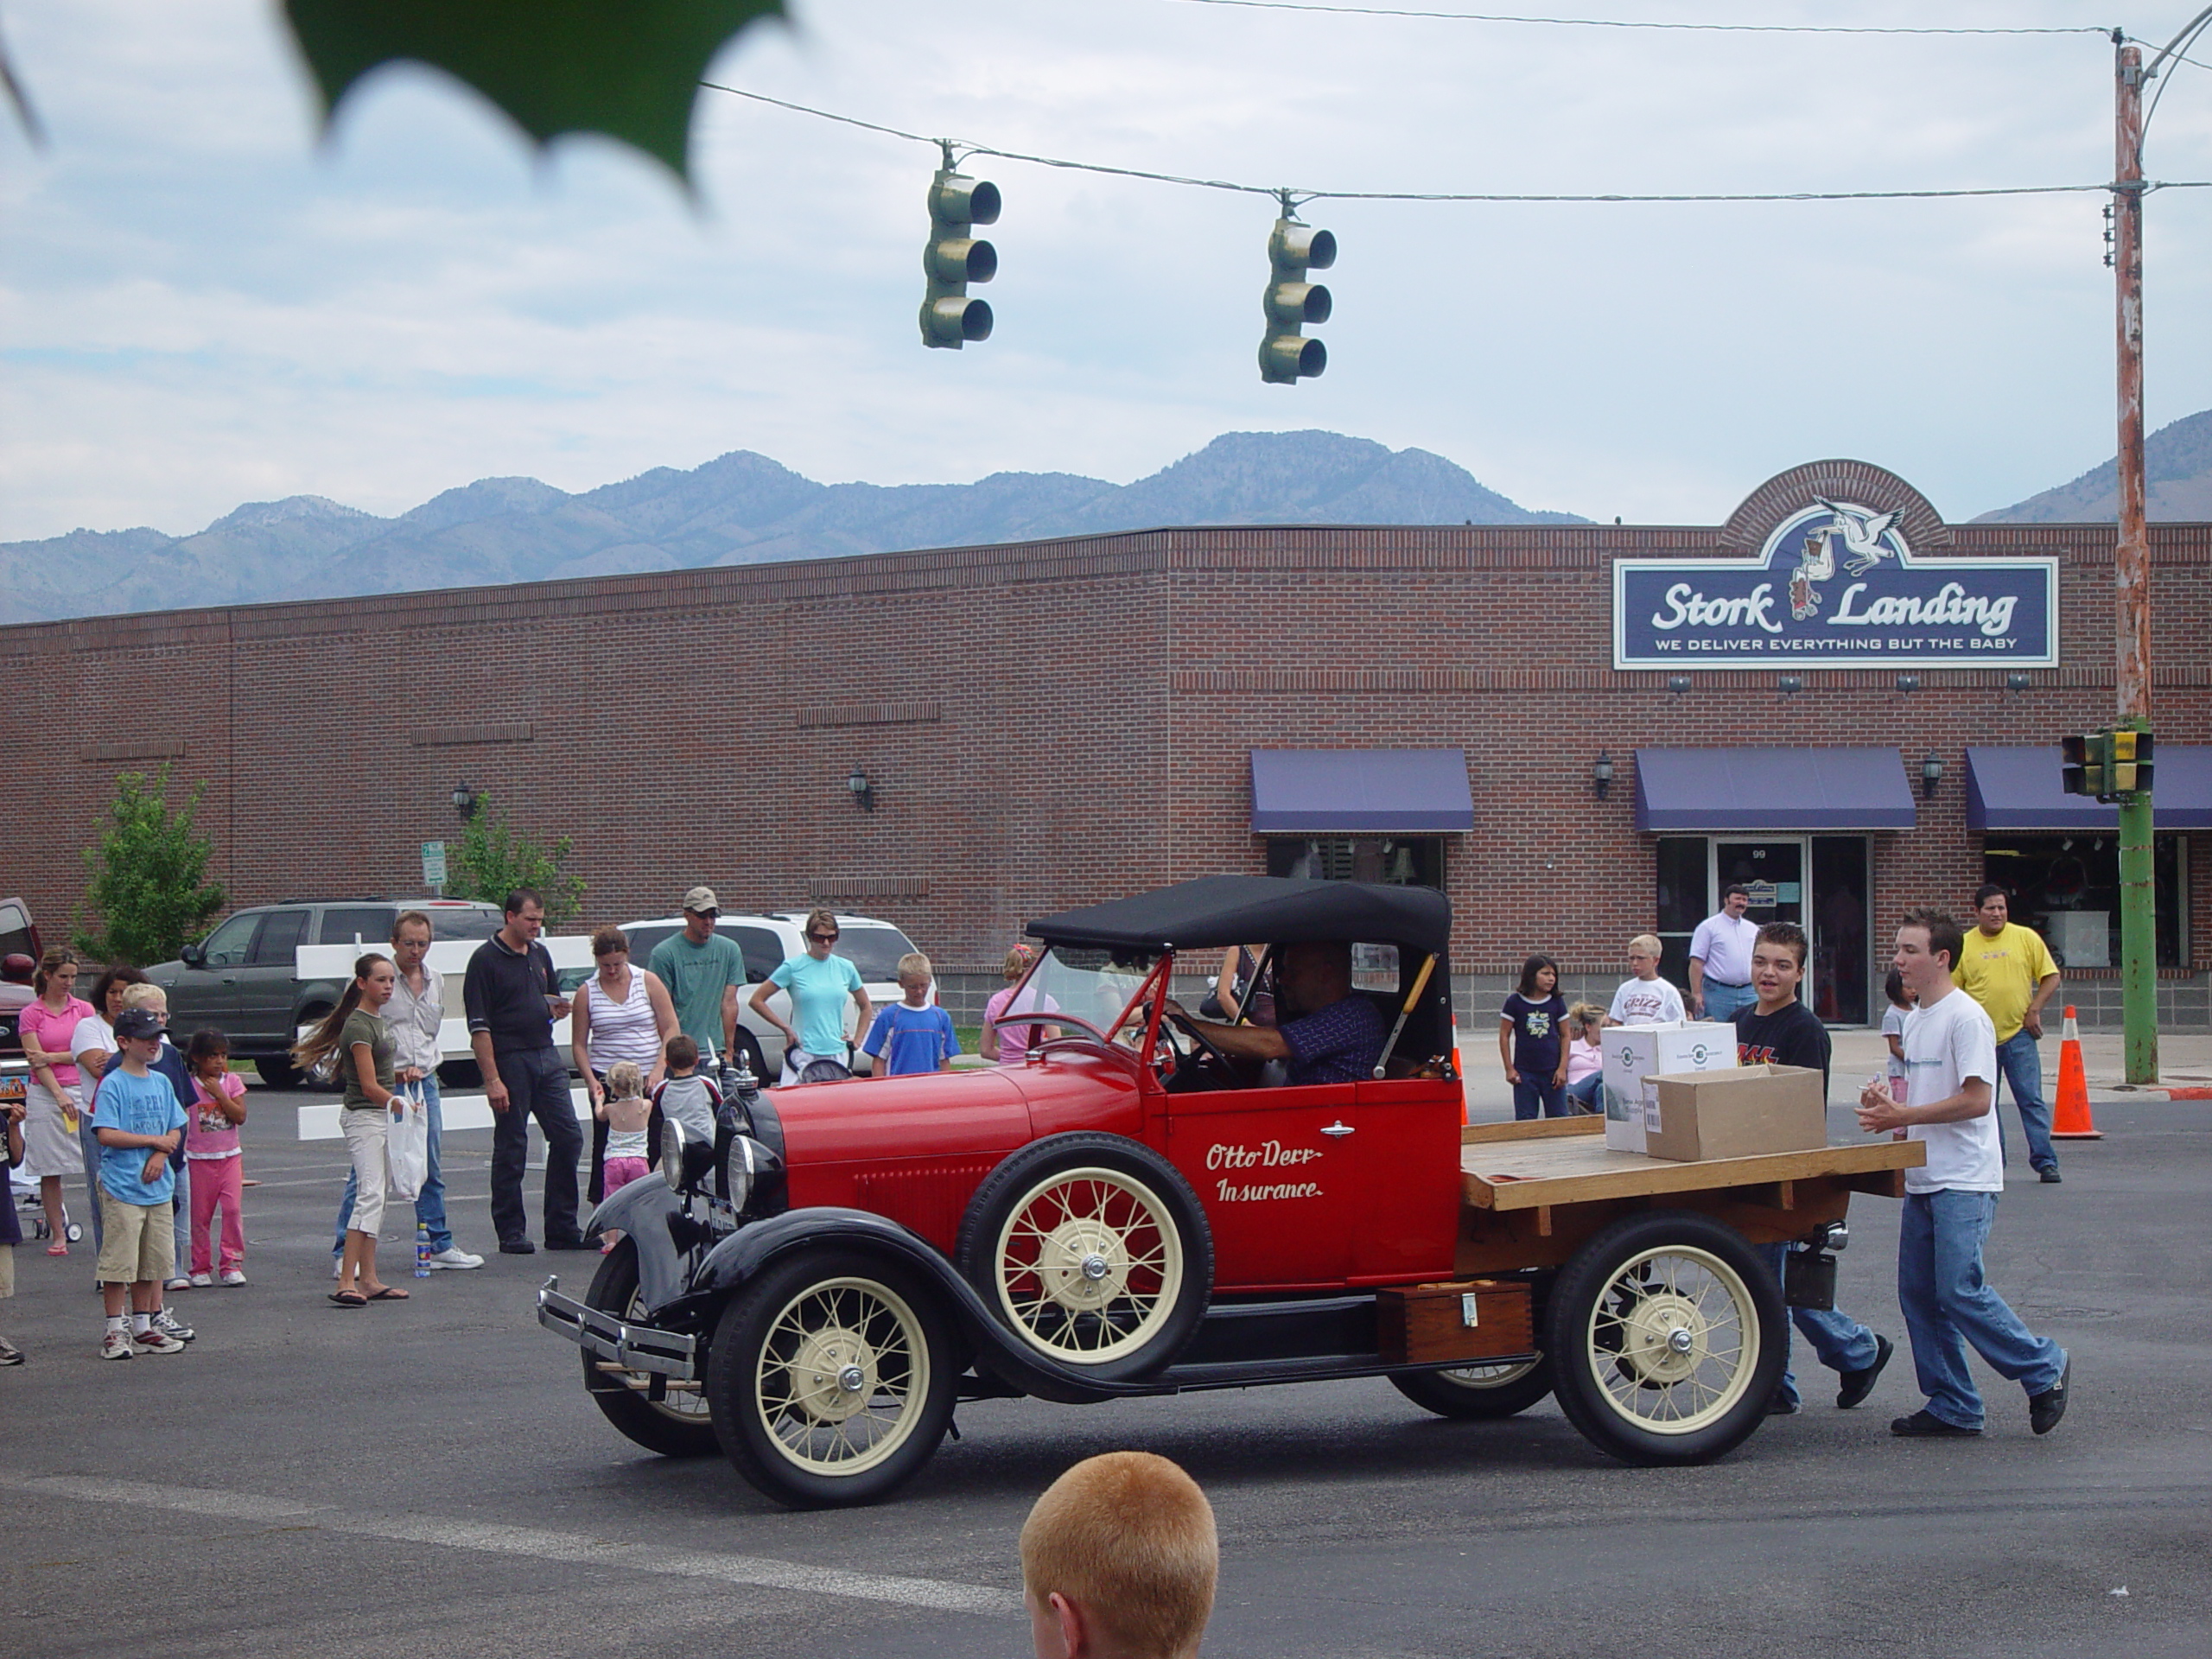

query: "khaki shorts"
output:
95 1191 175 1285
0 1243 14 1299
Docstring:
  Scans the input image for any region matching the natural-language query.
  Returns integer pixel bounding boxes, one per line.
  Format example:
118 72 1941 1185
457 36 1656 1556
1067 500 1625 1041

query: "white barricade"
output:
296 1084 594 1141
296 934 596 1063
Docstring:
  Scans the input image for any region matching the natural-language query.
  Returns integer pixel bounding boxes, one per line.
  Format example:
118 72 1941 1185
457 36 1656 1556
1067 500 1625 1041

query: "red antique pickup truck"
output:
540 875 1916 1508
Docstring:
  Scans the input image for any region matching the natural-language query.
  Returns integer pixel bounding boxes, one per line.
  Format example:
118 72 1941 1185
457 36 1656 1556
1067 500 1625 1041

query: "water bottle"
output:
415 1220 432 1278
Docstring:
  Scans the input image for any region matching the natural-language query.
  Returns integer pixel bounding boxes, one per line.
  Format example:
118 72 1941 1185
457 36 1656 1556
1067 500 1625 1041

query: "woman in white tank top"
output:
572 926 680 1201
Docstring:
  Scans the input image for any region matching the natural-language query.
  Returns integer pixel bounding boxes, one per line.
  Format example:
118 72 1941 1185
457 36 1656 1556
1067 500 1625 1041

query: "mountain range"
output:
0 430 1580 627
7 410 2209 626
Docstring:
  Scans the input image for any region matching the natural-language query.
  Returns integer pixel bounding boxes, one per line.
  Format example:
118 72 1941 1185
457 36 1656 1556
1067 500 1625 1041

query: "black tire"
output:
582 1241 720 1458
703 1248 957 1510
1546 1210 1784 1467
255 1053 302 1089
1391 1354 1554 1421
955 1133 1211 1382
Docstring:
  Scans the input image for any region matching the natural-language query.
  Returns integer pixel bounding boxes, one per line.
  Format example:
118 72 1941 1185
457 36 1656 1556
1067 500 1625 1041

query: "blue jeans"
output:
1512 1077 1567 1120
334 1075 452 1253
1897 1189 2066 1428
1698 980 1756 1022
1761 1242 1881 1408
1993 1030 2058 1173
1566 1073 1603 1113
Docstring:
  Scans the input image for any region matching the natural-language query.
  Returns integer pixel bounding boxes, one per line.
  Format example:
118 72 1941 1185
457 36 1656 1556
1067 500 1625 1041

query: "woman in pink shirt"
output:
18 949 93 1254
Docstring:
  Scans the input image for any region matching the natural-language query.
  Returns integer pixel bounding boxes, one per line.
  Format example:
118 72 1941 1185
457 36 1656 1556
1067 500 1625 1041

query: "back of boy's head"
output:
606 1060 644 1098
665 1034 699 1071
897 950 932 984
1020 1452 1217 1659
121 982 167 1010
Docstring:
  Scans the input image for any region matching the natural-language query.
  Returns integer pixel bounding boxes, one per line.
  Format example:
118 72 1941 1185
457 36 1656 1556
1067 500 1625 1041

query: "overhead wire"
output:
1157 0 2113 36
702 82 2209 207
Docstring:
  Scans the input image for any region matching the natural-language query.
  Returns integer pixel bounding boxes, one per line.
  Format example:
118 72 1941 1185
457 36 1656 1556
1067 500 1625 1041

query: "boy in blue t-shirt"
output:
863 953 961 1078
91 1006 191 1359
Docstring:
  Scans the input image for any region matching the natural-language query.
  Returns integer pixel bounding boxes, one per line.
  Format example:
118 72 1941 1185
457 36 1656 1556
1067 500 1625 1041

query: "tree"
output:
445 791 587 925
75 764 227 965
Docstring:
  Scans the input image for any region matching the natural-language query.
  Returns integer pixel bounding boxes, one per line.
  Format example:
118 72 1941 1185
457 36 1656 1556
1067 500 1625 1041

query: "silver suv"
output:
147 899 505 1086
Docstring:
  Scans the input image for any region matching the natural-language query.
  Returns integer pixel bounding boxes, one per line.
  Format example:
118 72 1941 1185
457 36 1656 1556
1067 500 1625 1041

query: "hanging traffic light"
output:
920 163 1000 350
1259 205 1334 385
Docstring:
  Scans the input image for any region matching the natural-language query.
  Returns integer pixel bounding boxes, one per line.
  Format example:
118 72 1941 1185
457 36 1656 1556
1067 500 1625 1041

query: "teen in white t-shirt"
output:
1605 934 1686 1027
1897 982 2001 1194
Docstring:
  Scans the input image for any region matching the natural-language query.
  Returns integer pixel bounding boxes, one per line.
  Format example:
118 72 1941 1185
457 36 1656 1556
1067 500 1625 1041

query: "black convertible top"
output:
1027 876 1451 956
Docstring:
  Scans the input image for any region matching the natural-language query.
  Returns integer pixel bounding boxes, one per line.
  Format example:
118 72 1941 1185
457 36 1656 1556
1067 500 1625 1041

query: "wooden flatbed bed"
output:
1451 1115 1924 1277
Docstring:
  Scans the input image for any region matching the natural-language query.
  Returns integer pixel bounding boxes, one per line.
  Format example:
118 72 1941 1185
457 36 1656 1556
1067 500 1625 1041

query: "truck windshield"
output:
1019 944 1161 1045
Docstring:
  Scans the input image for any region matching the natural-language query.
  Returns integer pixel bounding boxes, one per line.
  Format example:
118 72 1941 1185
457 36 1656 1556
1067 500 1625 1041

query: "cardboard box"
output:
1644 1063 1828 1162
1376 1279 1535 1364
1600 1021 1739 1154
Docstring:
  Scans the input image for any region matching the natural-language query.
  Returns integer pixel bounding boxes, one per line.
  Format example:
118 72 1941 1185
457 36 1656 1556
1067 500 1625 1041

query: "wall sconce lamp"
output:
1666 675 1691 696
450 781 478 819
1777 675 1802 696
1921 753 1945 798
848 765 876 811
1592 753 1615 800
1895 673 1921 694
2006 672 2033 692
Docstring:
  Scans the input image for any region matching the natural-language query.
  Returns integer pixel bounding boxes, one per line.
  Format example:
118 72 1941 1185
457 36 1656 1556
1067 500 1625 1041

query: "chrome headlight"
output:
660 1117 689 1192
721 1133 784 1217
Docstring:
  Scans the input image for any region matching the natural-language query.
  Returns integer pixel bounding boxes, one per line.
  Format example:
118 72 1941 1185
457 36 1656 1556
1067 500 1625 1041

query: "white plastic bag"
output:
386 1086 429 1202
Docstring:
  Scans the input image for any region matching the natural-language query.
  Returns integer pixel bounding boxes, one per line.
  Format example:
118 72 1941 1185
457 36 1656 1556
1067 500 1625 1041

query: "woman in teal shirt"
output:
752 910 873 1084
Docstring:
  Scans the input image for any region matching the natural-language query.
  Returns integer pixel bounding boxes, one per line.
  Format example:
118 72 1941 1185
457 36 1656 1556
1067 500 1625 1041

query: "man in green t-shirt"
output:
645 886 744 1062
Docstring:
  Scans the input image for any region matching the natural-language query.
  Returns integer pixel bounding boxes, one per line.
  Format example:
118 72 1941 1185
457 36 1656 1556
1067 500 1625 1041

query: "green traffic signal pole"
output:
2111 41 2158 1084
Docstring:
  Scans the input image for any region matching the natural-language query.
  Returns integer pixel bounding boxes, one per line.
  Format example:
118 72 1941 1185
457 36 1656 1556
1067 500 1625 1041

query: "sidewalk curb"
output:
2100 1084 2212 1101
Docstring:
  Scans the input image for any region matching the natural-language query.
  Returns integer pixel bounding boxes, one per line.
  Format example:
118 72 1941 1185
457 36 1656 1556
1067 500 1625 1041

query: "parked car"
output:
0 894 42 1061
146 899 505 1085
541 874 1916 1510
610 911 925 1077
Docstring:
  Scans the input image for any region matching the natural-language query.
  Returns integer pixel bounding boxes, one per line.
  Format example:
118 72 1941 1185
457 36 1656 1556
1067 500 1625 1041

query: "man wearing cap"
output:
647 886 745 1065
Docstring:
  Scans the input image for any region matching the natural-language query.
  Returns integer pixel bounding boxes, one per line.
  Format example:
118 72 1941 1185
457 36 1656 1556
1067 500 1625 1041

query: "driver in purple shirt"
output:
1168 941 1385 1085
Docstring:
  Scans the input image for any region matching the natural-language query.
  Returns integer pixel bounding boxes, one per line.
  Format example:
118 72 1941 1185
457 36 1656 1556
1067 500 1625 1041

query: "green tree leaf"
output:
283 0 783 181
444 791 587 925
75 764 228 966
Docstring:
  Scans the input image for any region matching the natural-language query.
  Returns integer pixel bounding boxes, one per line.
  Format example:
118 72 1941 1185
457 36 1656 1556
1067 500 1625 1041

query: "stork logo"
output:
1613 493 2057 671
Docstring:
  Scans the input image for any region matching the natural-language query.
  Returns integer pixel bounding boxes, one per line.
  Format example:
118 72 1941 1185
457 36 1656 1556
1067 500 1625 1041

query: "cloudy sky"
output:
3 1 2209 542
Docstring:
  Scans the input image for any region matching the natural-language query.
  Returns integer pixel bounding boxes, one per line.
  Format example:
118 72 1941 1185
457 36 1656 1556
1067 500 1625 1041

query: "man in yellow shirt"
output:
1952 886 2063 1184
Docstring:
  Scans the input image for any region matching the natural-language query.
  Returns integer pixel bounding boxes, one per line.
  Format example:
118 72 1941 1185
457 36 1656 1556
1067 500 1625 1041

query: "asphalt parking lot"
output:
3 1085 2208 1659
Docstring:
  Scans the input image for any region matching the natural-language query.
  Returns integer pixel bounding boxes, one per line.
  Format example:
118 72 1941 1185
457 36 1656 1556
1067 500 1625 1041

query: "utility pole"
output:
2110 34 2155 1084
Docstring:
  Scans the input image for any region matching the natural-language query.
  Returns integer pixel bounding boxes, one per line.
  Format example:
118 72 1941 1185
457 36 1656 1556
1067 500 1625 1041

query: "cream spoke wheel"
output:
1585 1245 1758 1435
623 1286 713 1426
992 1165 1185 1365
753 1276 930 1477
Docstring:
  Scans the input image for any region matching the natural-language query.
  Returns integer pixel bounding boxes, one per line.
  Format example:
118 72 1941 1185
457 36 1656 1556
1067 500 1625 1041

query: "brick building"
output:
3 458 2206 1029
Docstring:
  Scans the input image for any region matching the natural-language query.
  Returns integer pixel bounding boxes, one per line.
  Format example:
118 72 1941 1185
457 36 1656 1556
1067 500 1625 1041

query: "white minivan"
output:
611 910 927 1077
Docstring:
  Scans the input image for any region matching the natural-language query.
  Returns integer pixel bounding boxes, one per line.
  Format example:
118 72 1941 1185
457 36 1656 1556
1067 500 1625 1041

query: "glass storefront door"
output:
1653 835 1872 1025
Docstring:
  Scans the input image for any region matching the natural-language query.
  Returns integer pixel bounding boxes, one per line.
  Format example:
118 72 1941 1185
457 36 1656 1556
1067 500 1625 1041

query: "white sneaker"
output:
134 1327 186 1355
188 1272 214 1288
153 1309 195 1342
425 1247 485 1270
219 1269 247 1287
162 1276 190 1292
100 1328 134 1361
332 1257 343 1280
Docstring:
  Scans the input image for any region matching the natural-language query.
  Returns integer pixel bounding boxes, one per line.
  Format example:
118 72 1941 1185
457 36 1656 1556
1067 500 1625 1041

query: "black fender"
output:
663 1206 1166 1407
588 1178 725 1318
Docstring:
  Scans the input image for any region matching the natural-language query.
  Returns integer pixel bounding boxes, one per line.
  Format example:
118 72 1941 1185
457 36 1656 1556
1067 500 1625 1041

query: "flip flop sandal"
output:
365 1287 410 1300
328 1290 368 1307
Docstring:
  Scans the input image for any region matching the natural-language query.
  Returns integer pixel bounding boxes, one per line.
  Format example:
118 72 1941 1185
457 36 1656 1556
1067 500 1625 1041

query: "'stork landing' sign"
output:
1613 465 2058 671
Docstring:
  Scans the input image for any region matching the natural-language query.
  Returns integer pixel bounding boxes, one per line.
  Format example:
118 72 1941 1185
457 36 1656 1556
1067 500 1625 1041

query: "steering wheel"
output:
1162 1007 1241 1085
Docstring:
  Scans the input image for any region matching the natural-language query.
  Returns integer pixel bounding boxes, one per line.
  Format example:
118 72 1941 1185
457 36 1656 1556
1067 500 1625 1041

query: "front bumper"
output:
536 1275 698 1381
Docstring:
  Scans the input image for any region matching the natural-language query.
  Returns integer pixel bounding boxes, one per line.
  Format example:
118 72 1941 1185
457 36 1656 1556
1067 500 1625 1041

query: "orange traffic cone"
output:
2050 1006 2103 1139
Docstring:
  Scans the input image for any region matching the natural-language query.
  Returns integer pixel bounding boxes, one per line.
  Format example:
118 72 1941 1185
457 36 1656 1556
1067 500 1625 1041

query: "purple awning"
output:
1633 747 1916 832
1249 749 1473 834
1965 745 2212 830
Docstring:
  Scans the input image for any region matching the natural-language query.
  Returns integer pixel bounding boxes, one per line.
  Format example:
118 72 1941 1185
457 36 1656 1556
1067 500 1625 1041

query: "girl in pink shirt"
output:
183 1030 250 1286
